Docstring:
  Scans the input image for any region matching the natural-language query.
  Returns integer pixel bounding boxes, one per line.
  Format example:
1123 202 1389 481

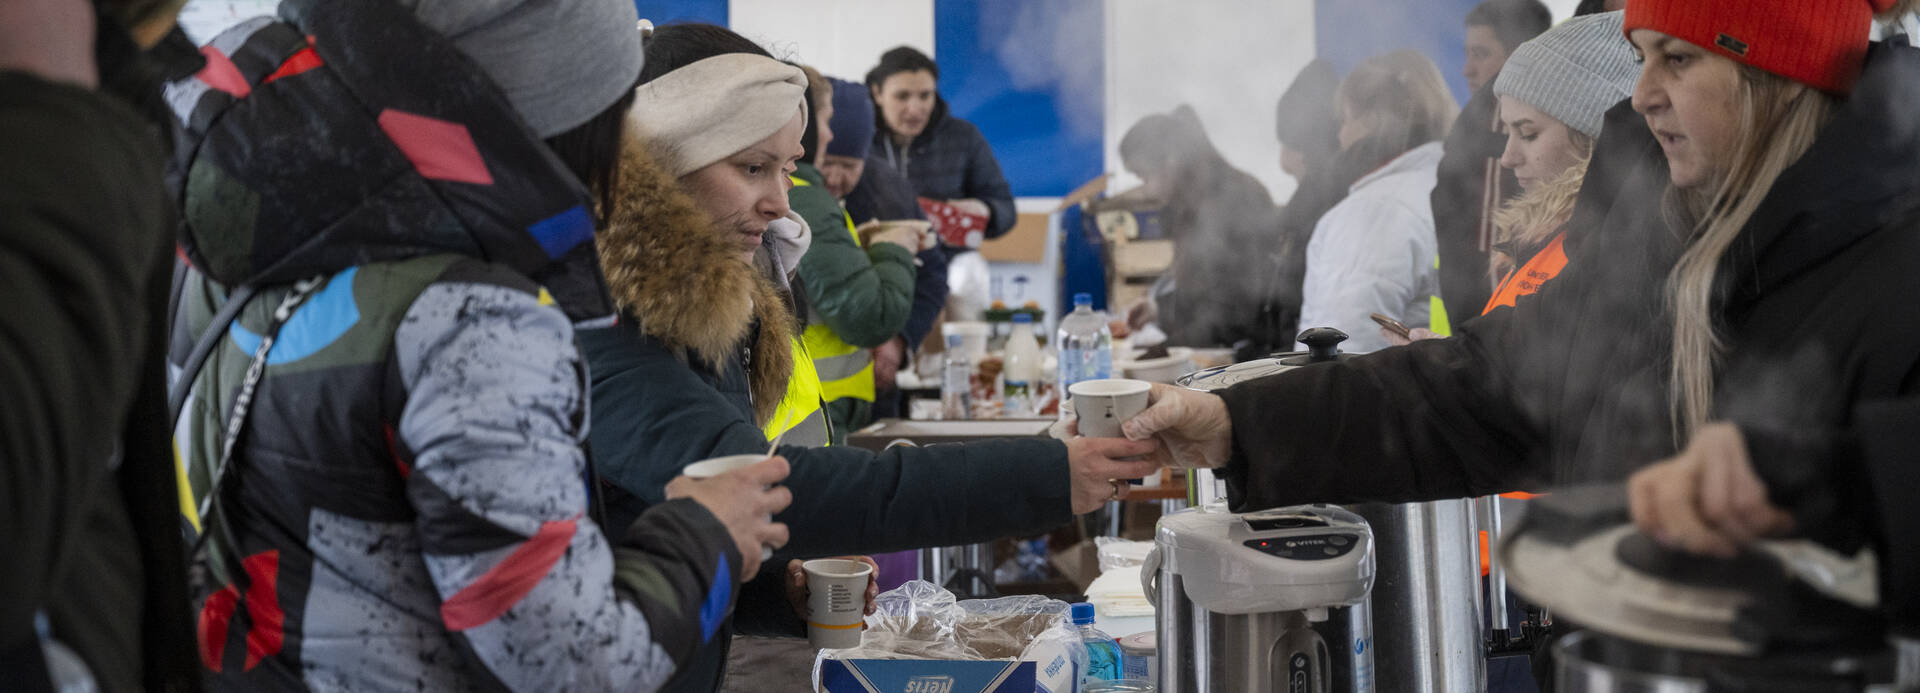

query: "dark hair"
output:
637 23 773 85
1119 105 1220 180
1274 60 1341 168
863 46 939 92
1572 0 1611 15
543 85 636 223
1465 0 1552 52
787 61 825 163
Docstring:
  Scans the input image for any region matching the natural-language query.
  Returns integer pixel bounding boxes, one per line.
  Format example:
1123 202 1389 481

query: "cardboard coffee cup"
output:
1068 379 1151 438
802 559 874 649
682 454 776 562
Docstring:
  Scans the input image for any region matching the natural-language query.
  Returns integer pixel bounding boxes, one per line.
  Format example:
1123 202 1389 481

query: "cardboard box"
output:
1107 239 1173 278
978 213 1052 264
818 660 1037 693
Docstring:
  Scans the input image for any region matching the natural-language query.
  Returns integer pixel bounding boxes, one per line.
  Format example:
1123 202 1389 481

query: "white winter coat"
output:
1297 141 1444 353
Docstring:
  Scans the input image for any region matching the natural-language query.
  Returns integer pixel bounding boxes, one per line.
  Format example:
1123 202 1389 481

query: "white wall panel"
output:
1104 0 1317 204
731 0 936 83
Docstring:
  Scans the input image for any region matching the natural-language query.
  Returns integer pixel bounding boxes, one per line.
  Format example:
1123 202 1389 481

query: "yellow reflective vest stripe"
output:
789 174 876 404
1429 256 1452 337
765 336 831 447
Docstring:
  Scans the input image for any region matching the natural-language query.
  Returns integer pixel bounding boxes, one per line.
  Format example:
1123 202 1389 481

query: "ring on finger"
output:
1107 479 1126 501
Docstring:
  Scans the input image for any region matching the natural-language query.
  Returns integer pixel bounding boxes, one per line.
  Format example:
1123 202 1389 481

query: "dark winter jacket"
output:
791 162 916 349
584 137 1077 693
789 162 916 440
1431 82 1521 324
1 52 198 693
163 5 741 690
1155 156 1283 350
874 96 1016 239
1216 43 1920 637
844 154 948 352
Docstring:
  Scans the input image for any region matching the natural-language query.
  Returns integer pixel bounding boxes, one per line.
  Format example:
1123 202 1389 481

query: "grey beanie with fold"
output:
1493 11 1638 139
399 0 645 138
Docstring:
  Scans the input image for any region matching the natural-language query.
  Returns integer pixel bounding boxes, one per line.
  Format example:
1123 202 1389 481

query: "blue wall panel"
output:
933 0 1105 197
1314 0 1482 105
634 0 728 28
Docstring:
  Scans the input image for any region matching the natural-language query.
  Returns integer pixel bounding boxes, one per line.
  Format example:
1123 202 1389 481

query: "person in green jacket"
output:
786 64 920 443
589 24 1161 691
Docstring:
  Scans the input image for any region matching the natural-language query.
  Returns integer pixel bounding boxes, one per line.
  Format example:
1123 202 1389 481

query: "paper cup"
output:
1068 379 1151 438
683 454 775 562
681 454 765 479
803 559 874 649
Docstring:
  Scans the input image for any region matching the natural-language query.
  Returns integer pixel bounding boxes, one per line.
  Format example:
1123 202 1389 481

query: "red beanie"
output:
1623 0 1893 93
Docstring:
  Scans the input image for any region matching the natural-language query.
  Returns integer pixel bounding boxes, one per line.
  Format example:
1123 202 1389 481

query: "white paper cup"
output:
802 559 874 649
1068 379 1151 438
681 454 765 478
682 454 776 562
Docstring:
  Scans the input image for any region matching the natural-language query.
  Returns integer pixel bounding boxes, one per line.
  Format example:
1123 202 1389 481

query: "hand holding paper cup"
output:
802 559 875 649
670 454 791 572
1068 379 1152 439
1068 379 1159 489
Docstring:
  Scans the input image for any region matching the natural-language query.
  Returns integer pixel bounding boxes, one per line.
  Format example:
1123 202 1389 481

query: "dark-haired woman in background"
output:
583 24 1162 692
864 46 1016 249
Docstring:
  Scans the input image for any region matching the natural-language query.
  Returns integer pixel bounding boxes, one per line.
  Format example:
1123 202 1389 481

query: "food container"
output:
1117 347 1195 384
1117 631 1156 682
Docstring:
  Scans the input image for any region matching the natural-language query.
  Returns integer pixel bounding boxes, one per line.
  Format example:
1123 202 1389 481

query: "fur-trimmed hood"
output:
596 135 794 425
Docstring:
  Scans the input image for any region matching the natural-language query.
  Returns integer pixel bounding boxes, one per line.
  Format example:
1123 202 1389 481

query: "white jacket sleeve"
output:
1297 197 1434 354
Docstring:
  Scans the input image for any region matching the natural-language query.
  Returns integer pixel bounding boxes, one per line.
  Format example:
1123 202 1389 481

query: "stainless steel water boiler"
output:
1176 328 1486 692
1143 504 1376 693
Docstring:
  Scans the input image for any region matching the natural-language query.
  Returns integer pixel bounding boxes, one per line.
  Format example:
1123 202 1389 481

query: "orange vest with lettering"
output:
1475 233 1566 574
1482 232 1569 315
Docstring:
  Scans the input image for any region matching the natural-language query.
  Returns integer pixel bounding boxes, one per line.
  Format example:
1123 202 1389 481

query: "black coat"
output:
1217 43 1920 636
1431 82 1521 322
0 48 198 693
581 318 1074 692
873 96 1017 240
1157 157 1283 351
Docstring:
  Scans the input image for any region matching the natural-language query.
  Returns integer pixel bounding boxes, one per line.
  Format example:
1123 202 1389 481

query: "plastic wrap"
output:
1094 537 1154 573
814 581 1085 689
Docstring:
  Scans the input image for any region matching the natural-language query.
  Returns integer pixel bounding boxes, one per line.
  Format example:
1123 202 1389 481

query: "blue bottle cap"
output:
1012 313 1033 323
1073 293 1093 307
1071 602 1096 625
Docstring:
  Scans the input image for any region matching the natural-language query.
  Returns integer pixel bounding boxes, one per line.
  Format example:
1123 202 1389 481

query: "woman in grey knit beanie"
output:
1483 11 1640 307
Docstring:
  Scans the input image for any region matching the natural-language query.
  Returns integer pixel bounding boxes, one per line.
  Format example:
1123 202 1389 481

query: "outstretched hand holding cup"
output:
1119 383 1234 470
668 455 793 576
1055 379 1163 510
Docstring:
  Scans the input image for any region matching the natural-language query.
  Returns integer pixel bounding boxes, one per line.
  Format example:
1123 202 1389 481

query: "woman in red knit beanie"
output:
1619 0 1909 538
1121 0 1920 661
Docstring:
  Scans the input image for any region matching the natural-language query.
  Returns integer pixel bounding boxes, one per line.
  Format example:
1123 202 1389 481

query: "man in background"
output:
1462 0 1552 93
1434 0 1551 325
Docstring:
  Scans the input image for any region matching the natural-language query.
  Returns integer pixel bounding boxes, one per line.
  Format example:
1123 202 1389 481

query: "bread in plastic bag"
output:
813 580 1085 688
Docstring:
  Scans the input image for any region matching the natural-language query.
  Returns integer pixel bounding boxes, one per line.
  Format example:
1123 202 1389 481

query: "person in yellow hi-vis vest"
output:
764 338 831 446
780 67 919 444
585 39 1166 691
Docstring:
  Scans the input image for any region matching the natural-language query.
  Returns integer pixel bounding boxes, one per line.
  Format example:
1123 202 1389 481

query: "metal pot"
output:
1502 484 1906 692
1143 504 1376 693
1174 328 1486 693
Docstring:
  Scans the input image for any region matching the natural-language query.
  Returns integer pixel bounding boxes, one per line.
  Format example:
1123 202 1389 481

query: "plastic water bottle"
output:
1072 602 1122 684
1056 293 1112 418
1003 313 1042 416
942 333 971 420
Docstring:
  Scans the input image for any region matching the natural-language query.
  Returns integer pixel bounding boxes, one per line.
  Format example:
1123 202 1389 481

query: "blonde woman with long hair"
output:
1116 0 1920 646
